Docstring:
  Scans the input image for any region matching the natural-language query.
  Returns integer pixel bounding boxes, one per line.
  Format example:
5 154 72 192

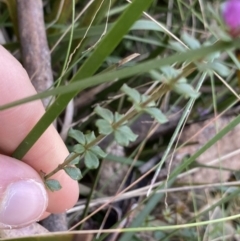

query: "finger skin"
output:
0 45 79 213
0 155 48 226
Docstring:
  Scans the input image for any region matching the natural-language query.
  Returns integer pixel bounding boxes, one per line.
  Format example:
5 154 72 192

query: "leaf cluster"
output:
95 105 138 146
69 128 107 169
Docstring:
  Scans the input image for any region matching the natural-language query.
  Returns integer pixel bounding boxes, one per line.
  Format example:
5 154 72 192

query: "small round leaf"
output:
96 119 113 135
114 129 130 146
117 125 138 142
114 112 126 123
145 107 168 124
68 128 85 145
121 84 141 103
94 105 114 123
181 32 201 49
73 144 85 154
173 83 200 99
64 152 80 165
64 166 82 180
45 179 62 192
160 66 180 79
209 62 230 77
85 132 96 144
90 145 107 158
85 151 99 169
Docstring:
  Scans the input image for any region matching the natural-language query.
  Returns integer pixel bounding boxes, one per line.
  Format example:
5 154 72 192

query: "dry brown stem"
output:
17 0 53 107
15 0 67 234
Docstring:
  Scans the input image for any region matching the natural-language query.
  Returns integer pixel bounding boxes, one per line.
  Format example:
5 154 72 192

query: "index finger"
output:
0 46 79 213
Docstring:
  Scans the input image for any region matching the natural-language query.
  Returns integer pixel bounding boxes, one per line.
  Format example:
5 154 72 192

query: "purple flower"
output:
222 0 240 37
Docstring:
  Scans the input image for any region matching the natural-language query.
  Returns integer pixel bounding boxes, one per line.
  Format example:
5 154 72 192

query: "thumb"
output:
0 155 48 229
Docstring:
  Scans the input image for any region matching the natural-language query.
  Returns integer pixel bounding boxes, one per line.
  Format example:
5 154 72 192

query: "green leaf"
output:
203 42 220 61
117 125 138 142
114 129 129 146
209 62 231 77
45 179 62 192
149 70 163 82
68 128 85 145
174 83 200 99
7 41 237 117
114 125 138 146
121 84 141 103
94 105 114 123
85 132 96 144
64 166 82 180
209 23 232 41
145 107 168 124
141 95 156 107
177 77 187 83
169 40 186 52
160 66 180 79
73 144 85 154
90 145 107 158
114 112 126 124
85 150 99 169
12 0 154 160
131 19 165 32
133 103 143 112
96 119 113 135
181 32 201 49
65 152 80 165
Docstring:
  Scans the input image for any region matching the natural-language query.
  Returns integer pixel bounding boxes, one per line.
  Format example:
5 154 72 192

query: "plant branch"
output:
44 63 196 180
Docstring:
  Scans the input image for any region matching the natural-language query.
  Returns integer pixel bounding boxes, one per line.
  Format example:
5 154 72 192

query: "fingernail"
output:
0 179 48 228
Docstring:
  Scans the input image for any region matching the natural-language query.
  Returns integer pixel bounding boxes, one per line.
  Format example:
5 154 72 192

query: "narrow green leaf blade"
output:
12 0 154 160
3 41 239 113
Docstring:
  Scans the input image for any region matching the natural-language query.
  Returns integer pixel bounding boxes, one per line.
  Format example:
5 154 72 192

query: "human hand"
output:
0 46 79 229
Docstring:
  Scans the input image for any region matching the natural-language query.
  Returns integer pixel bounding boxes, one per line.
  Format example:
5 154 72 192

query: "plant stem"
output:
44 63 196 180
79 160 103 230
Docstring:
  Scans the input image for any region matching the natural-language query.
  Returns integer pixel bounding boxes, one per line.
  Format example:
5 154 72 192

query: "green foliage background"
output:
2 0 240 240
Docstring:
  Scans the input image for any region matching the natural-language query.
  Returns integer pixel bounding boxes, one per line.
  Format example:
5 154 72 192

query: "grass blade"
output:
12 0 154 159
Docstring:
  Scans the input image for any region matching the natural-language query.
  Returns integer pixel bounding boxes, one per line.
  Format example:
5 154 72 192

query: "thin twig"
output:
17 0 54 107
17 0 67 232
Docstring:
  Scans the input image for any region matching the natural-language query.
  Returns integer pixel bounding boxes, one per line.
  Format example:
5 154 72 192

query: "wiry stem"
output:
44 63 196 180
